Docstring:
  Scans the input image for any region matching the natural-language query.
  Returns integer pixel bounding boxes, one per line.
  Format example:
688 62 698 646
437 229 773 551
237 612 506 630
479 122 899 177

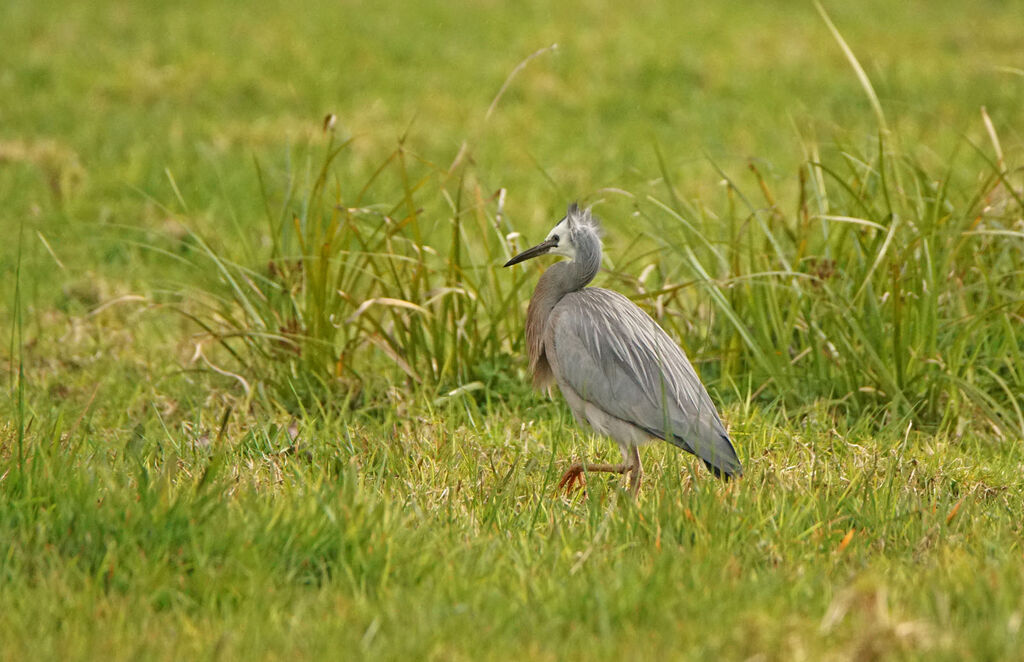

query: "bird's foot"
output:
556 464 587 494
556 462 633 496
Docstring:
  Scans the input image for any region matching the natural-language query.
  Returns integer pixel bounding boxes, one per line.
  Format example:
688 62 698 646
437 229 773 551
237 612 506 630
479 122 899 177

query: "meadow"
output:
2 0 1024 659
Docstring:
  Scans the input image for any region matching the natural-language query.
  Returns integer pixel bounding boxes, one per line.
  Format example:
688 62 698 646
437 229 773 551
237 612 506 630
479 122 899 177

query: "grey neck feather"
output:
527 229 601 339
525 227 602 384
540 230 602 299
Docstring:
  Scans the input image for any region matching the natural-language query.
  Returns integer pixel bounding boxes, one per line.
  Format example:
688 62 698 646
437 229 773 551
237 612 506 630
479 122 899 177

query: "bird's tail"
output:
650 427 743 479
693 432 743 479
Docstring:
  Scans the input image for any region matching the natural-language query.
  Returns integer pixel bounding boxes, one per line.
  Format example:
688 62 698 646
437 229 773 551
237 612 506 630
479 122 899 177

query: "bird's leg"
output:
557 461 633 494
626 445 643 498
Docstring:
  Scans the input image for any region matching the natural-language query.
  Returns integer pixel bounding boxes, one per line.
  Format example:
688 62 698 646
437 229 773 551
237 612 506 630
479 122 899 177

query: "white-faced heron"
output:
504 203 742 496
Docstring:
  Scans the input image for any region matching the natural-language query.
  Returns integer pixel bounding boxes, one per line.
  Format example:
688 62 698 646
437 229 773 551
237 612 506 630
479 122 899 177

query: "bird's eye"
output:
552 234 559 242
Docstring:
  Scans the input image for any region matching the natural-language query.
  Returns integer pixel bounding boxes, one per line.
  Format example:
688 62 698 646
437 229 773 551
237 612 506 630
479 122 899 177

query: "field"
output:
3 0 1024 659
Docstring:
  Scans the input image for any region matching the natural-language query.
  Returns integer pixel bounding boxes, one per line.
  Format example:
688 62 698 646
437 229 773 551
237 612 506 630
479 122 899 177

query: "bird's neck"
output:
524 251 600 372
542 248 601 298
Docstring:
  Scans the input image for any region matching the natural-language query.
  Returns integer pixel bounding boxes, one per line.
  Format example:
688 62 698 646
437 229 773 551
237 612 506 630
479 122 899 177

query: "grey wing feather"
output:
550 288 742 477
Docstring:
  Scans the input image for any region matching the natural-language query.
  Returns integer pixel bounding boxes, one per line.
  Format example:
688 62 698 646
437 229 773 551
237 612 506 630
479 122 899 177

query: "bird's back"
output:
545 287 742 477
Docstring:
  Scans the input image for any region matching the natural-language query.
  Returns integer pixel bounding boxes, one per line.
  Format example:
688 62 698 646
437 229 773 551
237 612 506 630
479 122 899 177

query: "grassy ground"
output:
3 405 1022 660
3 0 1024 659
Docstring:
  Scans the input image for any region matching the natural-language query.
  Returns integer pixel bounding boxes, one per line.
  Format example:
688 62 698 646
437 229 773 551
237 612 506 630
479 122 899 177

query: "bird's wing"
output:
550 288 742 477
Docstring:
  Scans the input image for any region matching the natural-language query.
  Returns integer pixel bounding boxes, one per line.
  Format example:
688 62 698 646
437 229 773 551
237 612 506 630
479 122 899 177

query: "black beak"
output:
503 237 559 267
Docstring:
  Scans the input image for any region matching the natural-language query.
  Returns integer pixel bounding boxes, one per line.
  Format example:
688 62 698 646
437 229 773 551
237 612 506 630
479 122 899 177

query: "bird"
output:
504 202 742 496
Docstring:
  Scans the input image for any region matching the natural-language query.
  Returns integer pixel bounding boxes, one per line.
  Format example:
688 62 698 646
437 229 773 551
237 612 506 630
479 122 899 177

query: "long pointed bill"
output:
503 237 559 267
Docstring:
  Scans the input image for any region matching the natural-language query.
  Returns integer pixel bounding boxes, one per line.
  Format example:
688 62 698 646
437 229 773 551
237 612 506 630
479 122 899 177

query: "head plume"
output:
565 202 603 236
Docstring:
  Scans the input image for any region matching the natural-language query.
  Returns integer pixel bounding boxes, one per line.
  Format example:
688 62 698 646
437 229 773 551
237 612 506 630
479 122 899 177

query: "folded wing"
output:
549 288 742 478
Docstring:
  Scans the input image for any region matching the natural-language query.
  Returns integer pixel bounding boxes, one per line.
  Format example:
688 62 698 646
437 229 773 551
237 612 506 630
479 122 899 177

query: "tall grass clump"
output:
636 132 1024 437
624 4 1024 439
169 130 531 411
169 120 1024 439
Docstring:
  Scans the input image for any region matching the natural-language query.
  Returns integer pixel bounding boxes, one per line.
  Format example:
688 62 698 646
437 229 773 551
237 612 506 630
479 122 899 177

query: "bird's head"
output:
504 202 602 267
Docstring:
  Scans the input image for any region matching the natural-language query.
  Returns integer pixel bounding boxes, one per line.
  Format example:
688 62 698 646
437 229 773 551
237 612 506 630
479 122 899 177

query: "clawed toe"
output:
556 466 585 494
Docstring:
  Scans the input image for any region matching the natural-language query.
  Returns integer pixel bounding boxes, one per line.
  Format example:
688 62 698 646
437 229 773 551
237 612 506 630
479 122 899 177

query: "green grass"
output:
3 406 1022 659
3 0 1024 659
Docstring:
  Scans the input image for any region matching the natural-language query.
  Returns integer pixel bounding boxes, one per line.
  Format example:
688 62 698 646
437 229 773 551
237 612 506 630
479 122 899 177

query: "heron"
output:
504 202 742 496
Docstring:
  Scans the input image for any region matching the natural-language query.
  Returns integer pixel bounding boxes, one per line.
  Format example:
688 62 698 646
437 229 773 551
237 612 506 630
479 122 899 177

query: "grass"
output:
3 0 1024 659
2 406 1022 659
639 133 1024 433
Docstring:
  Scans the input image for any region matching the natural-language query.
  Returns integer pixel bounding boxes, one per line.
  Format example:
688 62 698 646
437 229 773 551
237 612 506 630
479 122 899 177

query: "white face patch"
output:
545 217 576 261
